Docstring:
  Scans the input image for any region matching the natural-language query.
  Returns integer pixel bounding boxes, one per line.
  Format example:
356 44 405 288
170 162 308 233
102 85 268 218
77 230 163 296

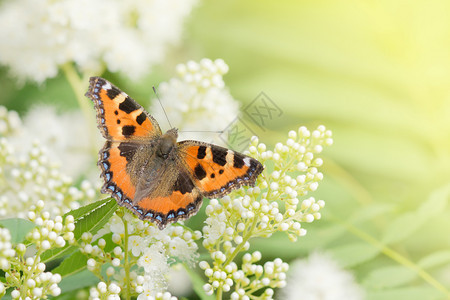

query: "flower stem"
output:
60 62 97 155
123 213 132 300
223 217 258 267
215 216 259 299
215 287 222 300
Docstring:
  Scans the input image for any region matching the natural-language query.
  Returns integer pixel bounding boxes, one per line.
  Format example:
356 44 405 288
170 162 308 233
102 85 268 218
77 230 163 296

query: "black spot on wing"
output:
118 142 138 163
197 146 207 159
212 148 227 166
173 173 195 194
119 97 140 114
106 87 121 100
233 153 245 168
136 112 146 125
122 125 135 137
194 164 207 180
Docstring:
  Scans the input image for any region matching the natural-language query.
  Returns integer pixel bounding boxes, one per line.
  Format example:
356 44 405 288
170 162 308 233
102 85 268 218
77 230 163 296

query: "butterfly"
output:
85 77 263 229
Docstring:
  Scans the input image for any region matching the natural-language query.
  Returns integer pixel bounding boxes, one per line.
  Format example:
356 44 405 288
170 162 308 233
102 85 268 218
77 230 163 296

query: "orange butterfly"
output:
86 77 263 229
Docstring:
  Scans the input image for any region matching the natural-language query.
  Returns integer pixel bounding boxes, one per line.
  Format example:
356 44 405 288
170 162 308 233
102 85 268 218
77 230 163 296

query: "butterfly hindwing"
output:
99 139 204 229
134 171 204 229
178 141 264 198
99 141 137 205
86 77 162 141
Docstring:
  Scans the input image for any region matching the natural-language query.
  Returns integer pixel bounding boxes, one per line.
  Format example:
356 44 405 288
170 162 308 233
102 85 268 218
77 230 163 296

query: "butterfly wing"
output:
98 140 204 229
178 141 264 198
132 169 204 230
85 76 162 141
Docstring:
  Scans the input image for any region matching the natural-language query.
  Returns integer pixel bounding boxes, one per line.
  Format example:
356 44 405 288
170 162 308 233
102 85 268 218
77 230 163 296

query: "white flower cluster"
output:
0 204 75 299
150 59 239 144
278 252 365 300
138 290 177 300
0 106 21 136
0 137 97 218
200 126 333 298
89 282 121 300
201 251 288 299
0 0 198 83
0 228 14 271
9 105 98 179
82 212 200 298
26 200 76 249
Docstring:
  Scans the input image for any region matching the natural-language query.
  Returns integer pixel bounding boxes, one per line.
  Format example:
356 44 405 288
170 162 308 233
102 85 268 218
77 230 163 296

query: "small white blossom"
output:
138 243 169 274
130 235 146 257
0 135 96 219
150 59 239 144
279 252 364 300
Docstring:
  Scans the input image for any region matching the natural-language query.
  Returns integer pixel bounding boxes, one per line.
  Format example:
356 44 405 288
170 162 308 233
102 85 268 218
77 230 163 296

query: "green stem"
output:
331 215 450 298
215 217 259 300
215 287 222 300
223 217 258 267
123 214 132 300
60 63 97 155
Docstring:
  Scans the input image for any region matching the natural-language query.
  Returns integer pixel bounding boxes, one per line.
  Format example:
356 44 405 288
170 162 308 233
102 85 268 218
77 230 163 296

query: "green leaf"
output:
418 250 450 269
362 265 417 289
41 198 117 262
52 232 116 279
329 242 380 268
64 197 116 220
349 203 394 224
381 212 422 244
58 269 99 294
418 184 450 219
71 198 117 239
184 265 215 300
52 250 87 278
0 218 36 244
382 184 450 245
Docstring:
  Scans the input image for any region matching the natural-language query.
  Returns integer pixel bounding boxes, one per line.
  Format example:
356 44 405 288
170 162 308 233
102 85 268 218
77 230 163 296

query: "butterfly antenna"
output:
152 86 173 129
180 130 224 134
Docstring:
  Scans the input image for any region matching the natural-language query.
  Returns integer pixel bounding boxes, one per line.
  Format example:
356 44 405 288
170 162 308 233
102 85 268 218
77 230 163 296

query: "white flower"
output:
167 265 192 297
278 252 365 300
0 106 21 136
0 0 198 83
0 137 95 218
109 215 125 235
129 235 146 257
9 105 98 179
137 275 172 299
167 237 196 265
150 59 239 145
137 243 169 275
137 281 155 300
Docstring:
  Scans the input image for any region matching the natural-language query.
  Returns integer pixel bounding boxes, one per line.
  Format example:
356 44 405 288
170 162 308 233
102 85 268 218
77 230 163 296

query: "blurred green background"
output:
1 0 450 299
188 3 450 299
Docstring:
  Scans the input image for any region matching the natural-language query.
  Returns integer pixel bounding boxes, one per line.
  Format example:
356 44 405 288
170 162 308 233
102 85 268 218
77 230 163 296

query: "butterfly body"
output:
86 77 263 229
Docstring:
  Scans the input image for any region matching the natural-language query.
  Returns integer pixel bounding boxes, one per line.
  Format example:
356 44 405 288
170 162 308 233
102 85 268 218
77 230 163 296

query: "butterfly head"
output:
157 128 178 159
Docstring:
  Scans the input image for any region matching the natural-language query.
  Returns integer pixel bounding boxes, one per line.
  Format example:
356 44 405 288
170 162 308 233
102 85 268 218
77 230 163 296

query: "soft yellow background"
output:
1 0 449 299
184 1 450 299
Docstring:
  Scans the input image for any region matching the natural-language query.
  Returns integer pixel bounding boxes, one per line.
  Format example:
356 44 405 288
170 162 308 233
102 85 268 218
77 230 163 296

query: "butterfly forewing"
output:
178 141 264 198
86 77 161 141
